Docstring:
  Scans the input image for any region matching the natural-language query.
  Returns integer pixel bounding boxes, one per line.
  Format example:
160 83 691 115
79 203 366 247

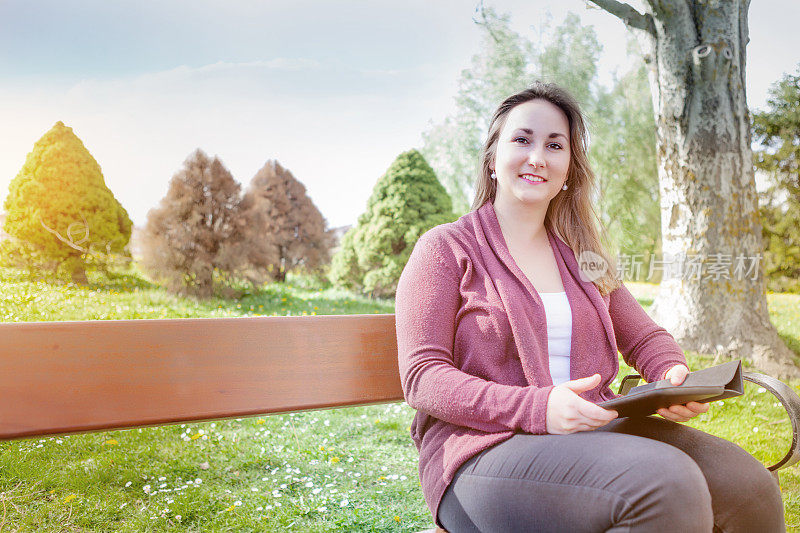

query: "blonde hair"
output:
472 81 620 295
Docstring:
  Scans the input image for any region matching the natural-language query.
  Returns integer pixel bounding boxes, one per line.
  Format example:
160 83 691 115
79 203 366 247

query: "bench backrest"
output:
0 315 402 440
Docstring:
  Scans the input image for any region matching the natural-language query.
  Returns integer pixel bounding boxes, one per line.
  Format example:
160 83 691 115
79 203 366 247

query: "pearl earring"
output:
490 171 496 180
562 183 568 190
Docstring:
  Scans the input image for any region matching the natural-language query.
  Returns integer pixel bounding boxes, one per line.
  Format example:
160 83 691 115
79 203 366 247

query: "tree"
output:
2 121 132 283
538 12 602 110
139 149 247 297
422 8 663 261
239 160 331 283
420 7 533 214
590 0 798 376
591 55 661 272
330 149 455 297
421 9 610 210
752 65 800 293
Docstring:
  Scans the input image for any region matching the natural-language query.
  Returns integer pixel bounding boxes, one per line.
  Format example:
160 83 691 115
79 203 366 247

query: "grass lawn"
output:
0 271 798 531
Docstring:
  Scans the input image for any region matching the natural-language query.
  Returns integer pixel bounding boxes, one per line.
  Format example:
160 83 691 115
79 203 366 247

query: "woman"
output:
395 82 784 532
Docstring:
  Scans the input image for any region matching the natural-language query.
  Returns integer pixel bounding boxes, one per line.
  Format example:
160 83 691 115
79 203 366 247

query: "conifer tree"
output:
2 121 132 283
240 160 330 283
753 65 800 293
330 149 455 297
139 149 247 297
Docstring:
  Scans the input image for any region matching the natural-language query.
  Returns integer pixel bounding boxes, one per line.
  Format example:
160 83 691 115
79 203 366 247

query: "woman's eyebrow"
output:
512 128 567 140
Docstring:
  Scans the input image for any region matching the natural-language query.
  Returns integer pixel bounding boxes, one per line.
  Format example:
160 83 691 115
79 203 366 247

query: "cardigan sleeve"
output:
395 229 553 435
608 283 688 383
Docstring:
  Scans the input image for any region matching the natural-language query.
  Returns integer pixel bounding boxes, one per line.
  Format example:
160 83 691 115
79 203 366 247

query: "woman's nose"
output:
528 146 546 168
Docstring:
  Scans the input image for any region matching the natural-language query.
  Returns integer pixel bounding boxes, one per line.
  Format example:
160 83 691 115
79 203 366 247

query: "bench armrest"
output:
742 371 800 472
618 374 642 396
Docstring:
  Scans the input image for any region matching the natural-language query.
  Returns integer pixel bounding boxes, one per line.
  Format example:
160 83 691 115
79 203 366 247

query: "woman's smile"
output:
519 173 547 184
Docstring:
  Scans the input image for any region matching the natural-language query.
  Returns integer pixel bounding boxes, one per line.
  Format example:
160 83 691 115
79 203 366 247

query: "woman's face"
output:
491 98 571 210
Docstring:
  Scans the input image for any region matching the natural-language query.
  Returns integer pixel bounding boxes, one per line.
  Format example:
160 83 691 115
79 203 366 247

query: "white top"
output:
539 291 572 386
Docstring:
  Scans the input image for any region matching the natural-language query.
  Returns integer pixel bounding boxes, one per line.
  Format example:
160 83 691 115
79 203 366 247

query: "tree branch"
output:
40 216 91 254
587 0 655 35
472 0 503 45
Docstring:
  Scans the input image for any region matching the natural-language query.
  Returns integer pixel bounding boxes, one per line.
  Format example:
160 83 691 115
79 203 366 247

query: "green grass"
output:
1 405 425 532
0 267 394 322
0 273 798 530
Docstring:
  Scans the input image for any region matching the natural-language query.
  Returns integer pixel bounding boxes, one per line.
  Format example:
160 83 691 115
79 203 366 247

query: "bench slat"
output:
0 314 403 440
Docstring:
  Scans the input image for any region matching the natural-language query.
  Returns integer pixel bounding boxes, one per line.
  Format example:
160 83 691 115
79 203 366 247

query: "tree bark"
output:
70 267 88 285
589 0 798 378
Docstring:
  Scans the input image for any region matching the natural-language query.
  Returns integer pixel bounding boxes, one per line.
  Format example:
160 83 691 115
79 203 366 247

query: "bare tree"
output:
241 160 331 283
588 0 798 377
140 149 247 297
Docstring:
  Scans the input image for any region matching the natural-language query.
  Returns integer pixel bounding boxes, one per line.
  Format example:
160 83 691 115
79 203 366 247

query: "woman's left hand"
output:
655 364 710 423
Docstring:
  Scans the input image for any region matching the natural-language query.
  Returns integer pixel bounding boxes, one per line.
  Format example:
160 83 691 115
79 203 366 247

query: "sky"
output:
0 0 798 230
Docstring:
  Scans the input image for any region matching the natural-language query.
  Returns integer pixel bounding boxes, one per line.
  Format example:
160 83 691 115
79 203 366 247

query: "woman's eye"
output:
548 142 564 150
513 137 529 144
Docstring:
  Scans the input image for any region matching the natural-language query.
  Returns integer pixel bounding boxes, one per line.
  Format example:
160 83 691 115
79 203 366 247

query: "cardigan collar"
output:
474 202 618 388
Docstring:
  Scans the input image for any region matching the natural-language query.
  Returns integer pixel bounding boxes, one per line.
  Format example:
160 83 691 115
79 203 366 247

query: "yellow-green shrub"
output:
2 122 132 282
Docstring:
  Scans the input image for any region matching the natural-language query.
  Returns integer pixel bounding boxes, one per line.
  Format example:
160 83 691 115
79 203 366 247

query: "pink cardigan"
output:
395 202 687 526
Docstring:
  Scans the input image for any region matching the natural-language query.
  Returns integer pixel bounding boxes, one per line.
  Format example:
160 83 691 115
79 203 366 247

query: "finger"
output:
576 400 618 422
669 405 708 420
685 401 709 414
563 374 601 392
583 417 616 429
666 404 696 418
656 408 690 423
668 365 689 386
563 374 601 394
602 408 619 419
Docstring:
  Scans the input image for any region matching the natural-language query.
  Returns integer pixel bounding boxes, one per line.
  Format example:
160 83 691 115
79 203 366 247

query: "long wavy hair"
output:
472 81 620 295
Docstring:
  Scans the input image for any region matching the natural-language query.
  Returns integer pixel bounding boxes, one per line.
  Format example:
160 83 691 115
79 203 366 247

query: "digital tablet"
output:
598 360 743 418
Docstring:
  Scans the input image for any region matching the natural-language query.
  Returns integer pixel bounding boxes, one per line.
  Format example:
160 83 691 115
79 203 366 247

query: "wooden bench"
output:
0 315 403 440
2 314 799 531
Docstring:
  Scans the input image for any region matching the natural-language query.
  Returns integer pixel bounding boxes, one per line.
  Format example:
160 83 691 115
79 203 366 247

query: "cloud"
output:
0 58 457 229
65 57 430 103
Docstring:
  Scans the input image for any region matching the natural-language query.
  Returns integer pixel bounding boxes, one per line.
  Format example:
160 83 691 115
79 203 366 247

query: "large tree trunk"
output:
589 0 798 378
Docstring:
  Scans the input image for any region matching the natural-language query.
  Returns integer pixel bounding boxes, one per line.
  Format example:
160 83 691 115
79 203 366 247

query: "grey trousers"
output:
438 417 785 532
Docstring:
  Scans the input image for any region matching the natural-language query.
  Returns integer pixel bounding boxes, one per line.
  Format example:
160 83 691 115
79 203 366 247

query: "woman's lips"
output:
519 174 547 184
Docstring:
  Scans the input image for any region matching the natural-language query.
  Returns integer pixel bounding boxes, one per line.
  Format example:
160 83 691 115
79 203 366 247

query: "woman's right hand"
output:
545 374 618 434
